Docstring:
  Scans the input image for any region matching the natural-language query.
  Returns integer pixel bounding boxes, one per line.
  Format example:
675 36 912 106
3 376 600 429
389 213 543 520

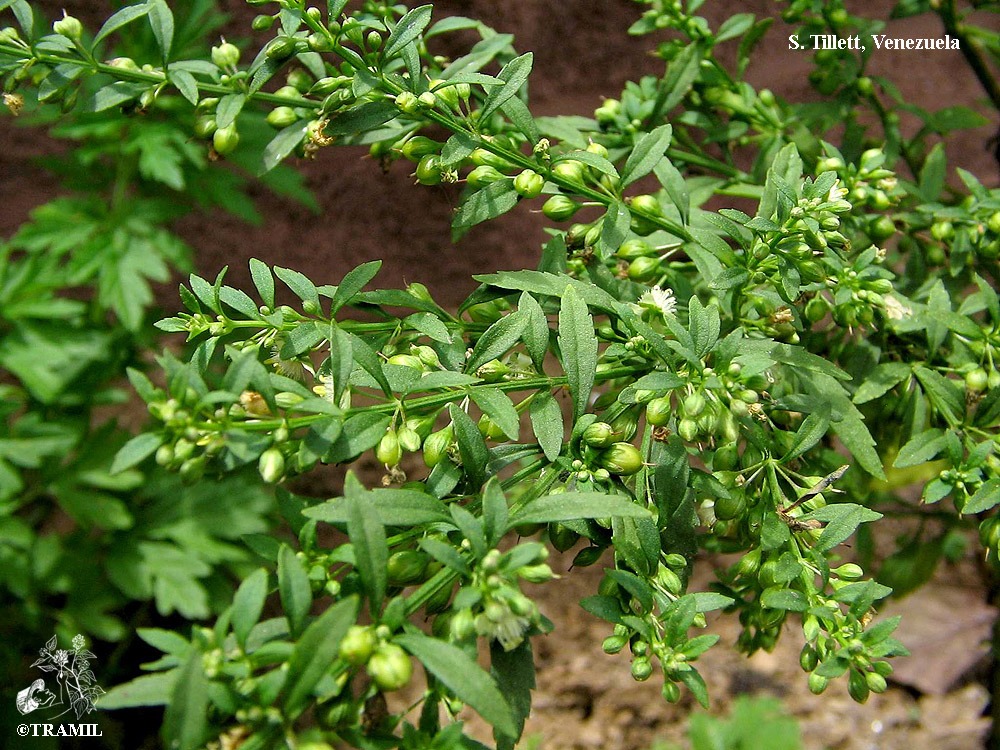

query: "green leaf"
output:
598 201 631 257
964 479 1000 514
161 649 208 750
405 312 451 343
147 0 173 60
782 409 830 461
215 93 246 129
481 477 509 548
331 260 382 314
761 587 809 612
453 180 520 234
348 333 392 397
277 545 312 637
918 142 946 201
656 43 701 114
481 52 533 123
678 668 710 709
621 124 672 187
383 4 433 59
231 568 269 649
262 121 309 173
397 632 518 738
88 81 147 112
490 640 534 748
509 491 649 527
325 412 392 464
687 296 720 357
305 488 449 526
168 69 198 104
529 391 563 462
274 266 319 306
799 504 883 552
283 596 358 717
915 367 964 425
249 258 275 309
654 158 689 225
558 285 597 422
471 388 520 440
466 310 528 373
94 1 151 47
346 472 387 612
100 672 176 710
449 403 489 489
111 433 163 474
894 428 946 468
853 362 911 404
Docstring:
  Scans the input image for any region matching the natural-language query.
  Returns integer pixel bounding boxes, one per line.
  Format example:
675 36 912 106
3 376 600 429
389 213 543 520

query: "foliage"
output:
654 696 802 750
0 0 998 748
0 0 314 728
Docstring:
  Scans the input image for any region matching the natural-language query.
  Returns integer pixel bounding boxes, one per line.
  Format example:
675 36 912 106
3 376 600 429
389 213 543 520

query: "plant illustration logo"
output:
16 634 104 720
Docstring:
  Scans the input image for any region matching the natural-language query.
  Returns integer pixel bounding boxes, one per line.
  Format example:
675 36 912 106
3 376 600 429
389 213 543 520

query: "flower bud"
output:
258 448 285 483
376 429 402 467
514 169 544 198
386 550 429 585
339 625 377 666
848 669 870 703
518 563 555 583
367 644 413 691
627 256 660 282
677 418 699 442
630 657 653 681
808 672 828 695
266 106 298 129
213 124 240 155
598 442 644 475
552 159 586 183
422 426 453 467
211 41 241 68
582 421 615 448
467 165 506 189
53 12 83 41
602 635 627 654
542 194 580 222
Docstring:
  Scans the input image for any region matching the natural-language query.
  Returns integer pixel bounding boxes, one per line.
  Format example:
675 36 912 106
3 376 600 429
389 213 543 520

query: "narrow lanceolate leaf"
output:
147 0 174 60
283 596 358 717
471 388 520 440
782 409 830 462
799 504 883 552
161 649 208 750
558 286 598 421
598 201 630 258
481 52 533 122
509 491 649 527
277 545 312 637
466 310 528 374
453 180 520 235
491 640 535 748
331 260 382 314
249 258 275 309
481 477 509 548
231 568 269 649
345 472 388 613
262 121 308 173
449 403 489 489
111 433 163 474
529 390 563 462
397 632 518 738
94 1 152 47
621 124 672 187
383 4 433 59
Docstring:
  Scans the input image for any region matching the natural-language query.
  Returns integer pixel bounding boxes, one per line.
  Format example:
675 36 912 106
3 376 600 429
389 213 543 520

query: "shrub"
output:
1 0 998 747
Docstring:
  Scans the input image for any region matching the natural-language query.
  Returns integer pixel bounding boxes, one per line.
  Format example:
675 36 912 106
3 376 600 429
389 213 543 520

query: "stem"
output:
936 0 1000 114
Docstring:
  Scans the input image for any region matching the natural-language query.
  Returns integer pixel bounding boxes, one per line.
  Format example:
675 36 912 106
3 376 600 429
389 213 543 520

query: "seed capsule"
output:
258 448 285 483
542 194 580 222
598 442 644 475
339 625 377 666
367 644 413 691
211 41 241 68
213 124 240 155
514 169 544 198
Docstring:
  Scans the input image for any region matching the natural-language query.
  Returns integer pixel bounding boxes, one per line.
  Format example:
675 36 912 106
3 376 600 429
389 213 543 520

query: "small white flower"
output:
477 609 532 652
828 181 848 203
637 285 677 317
72 634 85 651
883 295 911 320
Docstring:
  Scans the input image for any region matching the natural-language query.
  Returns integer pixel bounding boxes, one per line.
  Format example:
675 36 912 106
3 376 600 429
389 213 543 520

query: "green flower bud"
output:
514 169 544 198
194 116 217 139
258 447 285 483
211 41 241 68
548 522 579 552
630 657 653 681
833 563 864 581
449 608 476 641
179 456 206 484
339 625 377 666
395 91 420 114
804 295 829 323
848 669 870 703
367 644 413 691
808 672 828 695
422 426 453 467
799 645 819 672
552 159 586 183
931 220 954 241
682 392 706 418
616 239 655 260
376 429 402 467
53 12 83 41
645 396 672 427
386 353 423 370
582 421 616 448
713 444 738 471
467 164 506 189
265 37 298 61
627 256 660 282
417 91 437 109
712 491 746 521
585 141 609 159
966 368 989 393
476 359 510 382
602 635 627 654
866 671 887 694
252 14 275 31
518 563 555 583
598 442 644 475
266 106 298 129
400 136 440 161
415 154 442 185
542 194 580 222
386 549 429 585
213 124 240 155
661 681 681 703
397 425 422 453
677 418 699 442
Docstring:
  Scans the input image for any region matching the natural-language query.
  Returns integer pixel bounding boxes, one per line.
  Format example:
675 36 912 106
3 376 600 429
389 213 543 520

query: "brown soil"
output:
3 2 999 749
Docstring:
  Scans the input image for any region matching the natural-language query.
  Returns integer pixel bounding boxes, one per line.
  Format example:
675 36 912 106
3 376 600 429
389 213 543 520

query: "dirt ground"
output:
2 1 1000 748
